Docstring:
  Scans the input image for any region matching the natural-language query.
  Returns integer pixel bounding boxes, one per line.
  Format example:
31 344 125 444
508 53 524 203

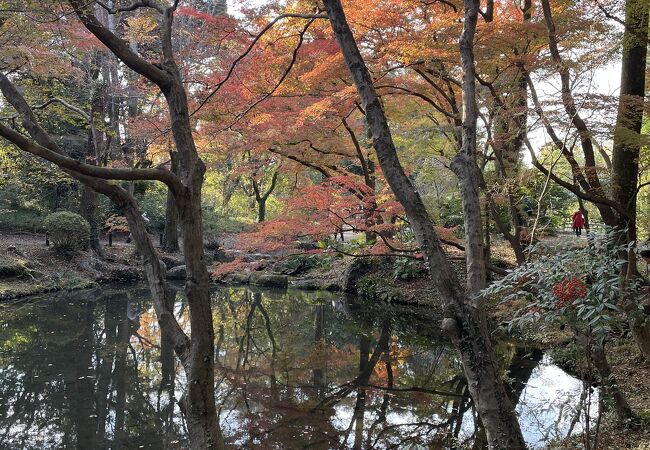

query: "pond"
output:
0 284 598 449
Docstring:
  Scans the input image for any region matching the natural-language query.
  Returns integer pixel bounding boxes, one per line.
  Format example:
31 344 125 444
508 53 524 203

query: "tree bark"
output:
591 342 637 423
452 0 486 295
323 1 526 448
80 184 102 254
610 0 650 359
251 168 278 223
163 152 180 253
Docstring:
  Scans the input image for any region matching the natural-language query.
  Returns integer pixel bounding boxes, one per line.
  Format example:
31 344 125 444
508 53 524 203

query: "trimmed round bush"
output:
44 211 90 255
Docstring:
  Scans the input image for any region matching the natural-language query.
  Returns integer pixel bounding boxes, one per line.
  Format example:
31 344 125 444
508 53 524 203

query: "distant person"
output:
571 210 585 237
523 197 534 217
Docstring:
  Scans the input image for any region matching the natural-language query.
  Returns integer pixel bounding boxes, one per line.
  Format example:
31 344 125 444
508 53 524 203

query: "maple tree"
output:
0 0 648 448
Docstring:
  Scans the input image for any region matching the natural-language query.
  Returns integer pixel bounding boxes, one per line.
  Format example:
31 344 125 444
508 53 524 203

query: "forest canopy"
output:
0 0 648 448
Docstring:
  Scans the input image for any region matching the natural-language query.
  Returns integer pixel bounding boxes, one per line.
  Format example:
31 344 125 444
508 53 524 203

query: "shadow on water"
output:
0 284 597 449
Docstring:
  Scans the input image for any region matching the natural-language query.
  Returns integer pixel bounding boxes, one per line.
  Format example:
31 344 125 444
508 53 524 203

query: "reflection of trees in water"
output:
0 286 184 449
210 288 544 449
1 286 554 449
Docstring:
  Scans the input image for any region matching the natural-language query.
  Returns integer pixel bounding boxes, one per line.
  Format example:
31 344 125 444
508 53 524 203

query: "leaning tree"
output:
0 1 223 447
322 0 526 447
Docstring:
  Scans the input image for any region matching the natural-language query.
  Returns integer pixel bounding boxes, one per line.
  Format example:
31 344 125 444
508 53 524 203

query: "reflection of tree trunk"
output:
344 334 370 450
352 389 366 450
113 299 133 445
160 288 176 389
254 292 280 400
505 347 543 405
448 381 471 450
312 304 326 400
365 353 393 448
158 288 177 440
96 294 126 442
69 302 98 449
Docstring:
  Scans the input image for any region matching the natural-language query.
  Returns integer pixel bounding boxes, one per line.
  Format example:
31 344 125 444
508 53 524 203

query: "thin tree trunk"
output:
163 151 180 252
323 1 526 447
453 0 486 294
257 198 266 222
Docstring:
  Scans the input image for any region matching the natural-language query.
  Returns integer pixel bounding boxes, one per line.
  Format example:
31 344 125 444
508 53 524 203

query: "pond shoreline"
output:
0 232 145 301
3 233 649 449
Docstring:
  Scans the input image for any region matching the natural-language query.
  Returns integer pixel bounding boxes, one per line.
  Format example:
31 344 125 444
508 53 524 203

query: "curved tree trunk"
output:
0 8 224 442
323 1 526 447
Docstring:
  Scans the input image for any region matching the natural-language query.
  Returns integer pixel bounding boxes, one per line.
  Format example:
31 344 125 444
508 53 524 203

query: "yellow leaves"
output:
125 15 158 45
249 113 273 126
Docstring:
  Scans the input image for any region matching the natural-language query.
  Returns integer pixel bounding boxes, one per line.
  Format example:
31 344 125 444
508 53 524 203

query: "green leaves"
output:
484 228 640 340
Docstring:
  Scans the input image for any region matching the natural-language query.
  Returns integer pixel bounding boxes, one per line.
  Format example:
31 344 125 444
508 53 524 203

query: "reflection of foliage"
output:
0 287 185 449
0 285 576 448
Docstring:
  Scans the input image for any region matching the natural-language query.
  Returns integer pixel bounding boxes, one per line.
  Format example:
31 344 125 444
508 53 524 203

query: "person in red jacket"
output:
572 210 585 237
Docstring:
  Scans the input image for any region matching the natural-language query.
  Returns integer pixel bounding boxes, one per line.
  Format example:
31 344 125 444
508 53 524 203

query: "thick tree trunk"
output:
610 0 650 359
323 1 526 448
80 184 102 254
177 188 222 449
163 70 223 448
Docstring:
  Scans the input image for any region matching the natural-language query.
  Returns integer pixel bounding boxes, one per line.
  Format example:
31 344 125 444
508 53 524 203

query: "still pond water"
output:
0 284 596 449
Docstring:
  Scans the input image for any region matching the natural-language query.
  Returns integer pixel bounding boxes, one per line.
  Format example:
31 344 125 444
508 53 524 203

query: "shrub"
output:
276 253 336 275
44 211 90 255
392 257 425 281
0 208 45 233
484 228 639 338
357 275 398 302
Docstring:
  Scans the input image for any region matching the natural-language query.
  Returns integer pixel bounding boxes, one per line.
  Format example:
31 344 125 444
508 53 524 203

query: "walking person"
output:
572 210 585 237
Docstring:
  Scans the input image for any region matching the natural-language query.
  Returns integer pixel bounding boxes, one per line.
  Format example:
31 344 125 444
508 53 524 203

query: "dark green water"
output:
0 284 595 449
